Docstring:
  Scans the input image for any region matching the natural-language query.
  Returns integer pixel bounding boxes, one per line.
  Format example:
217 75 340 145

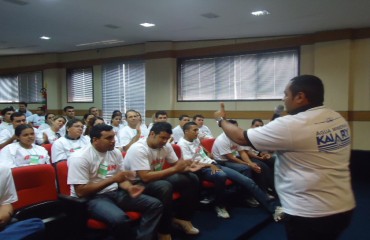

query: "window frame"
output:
177 47 300 102
0 71 44 104
66 67 94 103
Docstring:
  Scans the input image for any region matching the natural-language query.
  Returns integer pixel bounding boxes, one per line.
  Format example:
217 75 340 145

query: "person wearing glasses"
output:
0 125 50 168
36 116 66 145
51 119 90 163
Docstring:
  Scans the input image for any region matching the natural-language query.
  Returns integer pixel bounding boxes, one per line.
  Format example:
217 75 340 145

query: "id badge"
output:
29 155 40 165
199 149 208 160
98 163 108 178
154 163 163 171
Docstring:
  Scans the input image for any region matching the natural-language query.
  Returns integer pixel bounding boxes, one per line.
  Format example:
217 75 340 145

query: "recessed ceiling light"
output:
140 23 155 27
251 10 270 16
40 36 51 40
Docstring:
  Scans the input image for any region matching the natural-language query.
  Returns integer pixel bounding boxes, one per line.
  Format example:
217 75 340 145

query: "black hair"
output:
63 106 74 112
1 107 15 116
19 101 28 107
92 116 105 125
193 114 204 121
155 111 167 118
45 113 55 121
15 124 33 137
88 107 97 114
251 118 263 126
289 75 324 106
90 124 113 143
111 113 122 124
182 121 197 133
227 119 238 125
150 122 172 135
10 112 25 121
179 114 189 121
66 118 83 131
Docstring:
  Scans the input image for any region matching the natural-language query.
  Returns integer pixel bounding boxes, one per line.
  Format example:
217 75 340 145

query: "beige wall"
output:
0 35 369 150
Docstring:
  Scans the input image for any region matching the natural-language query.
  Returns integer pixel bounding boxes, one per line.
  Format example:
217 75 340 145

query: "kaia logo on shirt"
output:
316 124 350 152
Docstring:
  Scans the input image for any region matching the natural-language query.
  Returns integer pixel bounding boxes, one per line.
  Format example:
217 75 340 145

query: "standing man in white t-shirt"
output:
214 75 355 240
67 124 163 240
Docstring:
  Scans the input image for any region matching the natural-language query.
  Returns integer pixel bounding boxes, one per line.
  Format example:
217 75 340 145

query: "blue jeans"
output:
141 172 199 234
87 189 163 240
217 164 279 213
0 218 45 240
216 160 252 178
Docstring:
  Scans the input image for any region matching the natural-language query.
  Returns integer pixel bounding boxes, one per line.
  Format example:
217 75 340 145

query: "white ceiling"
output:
1 0 369 56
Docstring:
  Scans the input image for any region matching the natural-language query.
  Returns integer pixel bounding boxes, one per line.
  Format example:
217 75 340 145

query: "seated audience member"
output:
68 124 162 240
172 114 190 143
118 110 149 152
249 118 275 167
124 122 201 240
63 106 75 121
26 107 46 128
0 166 45 239
37 113 55 131
88 106 100 117
112 110 128 128
82 113 94 135
212 119 274 195
16 101 32 117
147 111 168 132
0 107 15 132
135 111 148 130
51 119 90 163
178 122 282 220
193 114 213 139
0 125 50 168
36 116 66 145
211 120 256 177
0 112 28 149
110 112 124 134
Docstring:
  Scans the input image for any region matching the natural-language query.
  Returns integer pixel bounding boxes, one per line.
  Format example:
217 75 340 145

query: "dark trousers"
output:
284 210 354 240
142 172 199 234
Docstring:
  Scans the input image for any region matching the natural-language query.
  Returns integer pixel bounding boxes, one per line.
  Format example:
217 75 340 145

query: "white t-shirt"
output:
0 122 12 132
67 145 125 197
177 138 214 164
124 139 178 172
51 136 90 163
36 128 65 145
0 128 15 145
212 132 250 161
198 125 213 139
118 126 149 148
172 125 184 143
0 166 18 205
0 142 50 168
247 106 355 217
37 123 51 132
26 114 45 127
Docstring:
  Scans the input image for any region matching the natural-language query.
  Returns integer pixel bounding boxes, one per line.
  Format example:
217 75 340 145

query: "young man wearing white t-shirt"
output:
67 124 162 240
124 122 200 240
0 112 29 149
0 166 45 239
215 75 355 239
0 107 15 132
118 110 149 151
172 114 190 143
193 114 213 139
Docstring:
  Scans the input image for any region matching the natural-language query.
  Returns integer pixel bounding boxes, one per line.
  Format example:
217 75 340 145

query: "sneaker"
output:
200 196 213 204
215 206 230 219
172 218 200 235
245 197 260 208
267 193 275 200
273 206 285 222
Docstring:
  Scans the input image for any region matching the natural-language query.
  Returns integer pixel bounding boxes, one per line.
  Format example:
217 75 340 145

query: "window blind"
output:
178 49 298 101
102 61 145 121
67 68 93 102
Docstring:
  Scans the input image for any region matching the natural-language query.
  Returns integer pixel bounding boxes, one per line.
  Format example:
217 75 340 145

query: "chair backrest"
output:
54 160 70 195
171 144 182 158
42 143 52 162
12 164 58 211
201 138 216 153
